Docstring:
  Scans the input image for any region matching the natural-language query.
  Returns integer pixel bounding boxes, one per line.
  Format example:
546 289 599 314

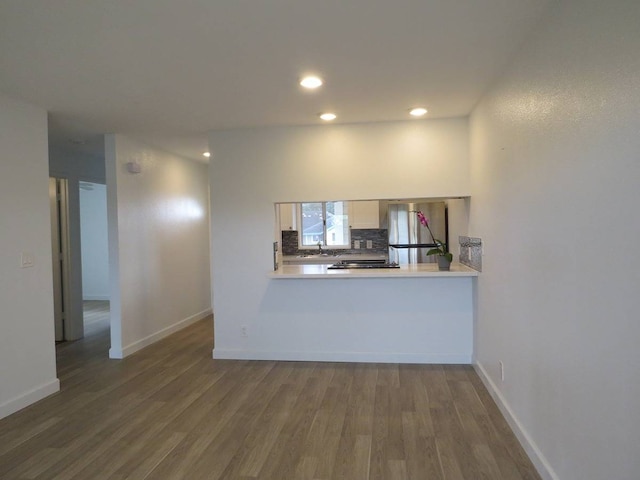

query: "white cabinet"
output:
279 201 382 230
349 201 380 229
279 203 296 230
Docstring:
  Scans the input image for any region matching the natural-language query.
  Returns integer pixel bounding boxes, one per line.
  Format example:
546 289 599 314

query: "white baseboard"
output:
474 361 558 480
212 349 472 364
83 295 110 301
109 308 212 359
0 378 60 420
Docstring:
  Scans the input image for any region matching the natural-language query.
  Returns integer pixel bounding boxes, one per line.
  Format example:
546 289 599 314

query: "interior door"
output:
49 177 70 342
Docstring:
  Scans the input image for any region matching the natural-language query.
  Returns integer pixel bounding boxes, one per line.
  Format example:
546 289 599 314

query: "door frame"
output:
49 177 84 341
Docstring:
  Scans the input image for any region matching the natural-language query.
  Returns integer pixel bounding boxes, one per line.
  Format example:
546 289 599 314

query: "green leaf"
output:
444 252 453 263
426 248 443 256
433 239 450 250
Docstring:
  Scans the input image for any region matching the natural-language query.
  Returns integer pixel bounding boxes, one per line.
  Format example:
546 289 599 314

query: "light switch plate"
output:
21 252 34 268
366 240 373 249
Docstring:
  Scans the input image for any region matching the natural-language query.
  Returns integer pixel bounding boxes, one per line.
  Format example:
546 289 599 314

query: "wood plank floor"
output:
0 318 541 480
82 300 110 336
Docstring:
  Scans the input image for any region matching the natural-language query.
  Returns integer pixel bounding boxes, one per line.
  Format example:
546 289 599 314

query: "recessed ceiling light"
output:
203 152 211 158
300 76 323 89
319 113 337 121
409 107 428 117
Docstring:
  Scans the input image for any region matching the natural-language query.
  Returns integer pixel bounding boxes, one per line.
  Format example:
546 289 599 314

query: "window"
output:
299 201 349 247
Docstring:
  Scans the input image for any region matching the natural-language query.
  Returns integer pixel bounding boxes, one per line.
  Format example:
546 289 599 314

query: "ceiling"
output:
0 0 554 161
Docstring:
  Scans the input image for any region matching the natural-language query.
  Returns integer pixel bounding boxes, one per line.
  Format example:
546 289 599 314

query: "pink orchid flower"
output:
417 211 428 227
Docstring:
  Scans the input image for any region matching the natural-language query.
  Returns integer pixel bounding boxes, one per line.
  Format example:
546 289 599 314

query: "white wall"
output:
105 134 212 358
209 119 470 361
0 94 59 419
469 1 640 479
80 183 110 300
49 146 105 184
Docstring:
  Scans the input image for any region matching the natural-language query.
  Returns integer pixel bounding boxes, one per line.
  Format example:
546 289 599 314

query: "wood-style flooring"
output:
0 317 540 480
82 300 110 336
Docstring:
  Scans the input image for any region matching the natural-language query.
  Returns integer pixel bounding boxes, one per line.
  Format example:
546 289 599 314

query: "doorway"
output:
50 177 110 343
79 181 110 336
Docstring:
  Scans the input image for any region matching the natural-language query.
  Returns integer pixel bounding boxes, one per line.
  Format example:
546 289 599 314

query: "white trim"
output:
109 308 212 359
212 349 471 364
83 295 110 301
0 379 60 420
474 361 558 480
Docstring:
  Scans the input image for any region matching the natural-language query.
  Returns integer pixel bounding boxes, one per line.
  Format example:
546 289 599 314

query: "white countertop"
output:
282 253 387 265
269 262 478 279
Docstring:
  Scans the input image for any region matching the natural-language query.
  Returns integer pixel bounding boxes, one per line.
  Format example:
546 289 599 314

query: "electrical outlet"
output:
354 240 360 249
499 361 504 382
366 240 373 249
241 325 248 337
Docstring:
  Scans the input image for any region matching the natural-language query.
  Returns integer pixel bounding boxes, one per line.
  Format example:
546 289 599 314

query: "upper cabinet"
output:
279 201 385 232
279 203 296 230
349 200 380 229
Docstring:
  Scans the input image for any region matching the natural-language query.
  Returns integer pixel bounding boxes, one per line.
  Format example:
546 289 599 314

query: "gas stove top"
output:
327 259 400 270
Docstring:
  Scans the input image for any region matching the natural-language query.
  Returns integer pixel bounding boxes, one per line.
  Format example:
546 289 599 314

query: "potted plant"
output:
416 211 453 271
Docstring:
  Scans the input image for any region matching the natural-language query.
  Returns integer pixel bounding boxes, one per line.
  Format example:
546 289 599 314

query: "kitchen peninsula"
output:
211 262 478 365
211 192 479 365
271 262 478 278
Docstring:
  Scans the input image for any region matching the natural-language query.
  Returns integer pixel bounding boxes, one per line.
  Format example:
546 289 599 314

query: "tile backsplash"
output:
351 228 388 251
459 236 482 271
281 230 300 255
281 229 388 256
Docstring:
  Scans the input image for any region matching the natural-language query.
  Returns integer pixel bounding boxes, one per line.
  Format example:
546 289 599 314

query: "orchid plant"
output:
416 211 453 263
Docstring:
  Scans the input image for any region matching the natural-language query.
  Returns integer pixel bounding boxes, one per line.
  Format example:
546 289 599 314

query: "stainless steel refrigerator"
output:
387 201 447 264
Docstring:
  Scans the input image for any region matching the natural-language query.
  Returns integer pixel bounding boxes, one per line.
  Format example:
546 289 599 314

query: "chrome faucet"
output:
317 241 323 253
